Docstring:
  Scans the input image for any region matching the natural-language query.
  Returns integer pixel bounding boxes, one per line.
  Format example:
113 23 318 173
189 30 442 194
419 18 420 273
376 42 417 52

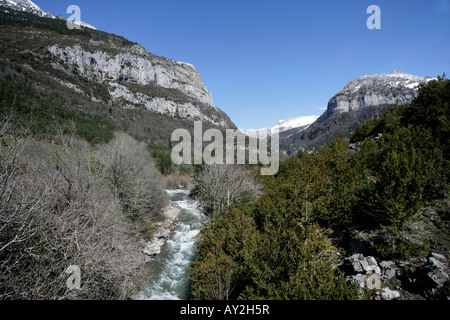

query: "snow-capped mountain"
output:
327 71 435 114
0 0 52 18
0 0 96 29
55 15 97 30
242 115 319 138
72 20 96 30
280 71 437 154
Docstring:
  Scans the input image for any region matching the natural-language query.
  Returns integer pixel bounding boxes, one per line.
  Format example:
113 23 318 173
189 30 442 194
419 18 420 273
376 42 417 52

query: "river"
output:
140 189 205 300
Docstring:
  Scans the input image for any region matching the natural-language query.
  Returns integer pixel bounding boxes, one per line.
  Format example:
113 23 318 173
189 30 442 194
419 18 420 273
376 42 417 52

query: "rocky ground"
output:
343 252 449 300
341 197 450 300
142 203 181 262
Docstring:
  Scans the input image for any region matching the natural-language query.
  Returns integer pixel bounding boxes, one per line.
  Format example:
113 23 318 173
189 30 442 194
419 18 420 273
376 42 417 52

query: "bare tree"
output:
98 132 167 222
1 125 163 299
192 164 262 216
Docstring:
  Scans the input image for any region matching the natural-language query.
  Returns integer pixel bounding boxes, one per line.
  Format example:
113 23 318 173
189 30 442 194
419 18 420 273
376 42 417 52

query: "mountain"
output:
325 71 435 115
0 0 52 18
46 42 231 126
55 15 97 30
242 115 319 138
0 0 97 29
0 5 235 146
280 71 436 154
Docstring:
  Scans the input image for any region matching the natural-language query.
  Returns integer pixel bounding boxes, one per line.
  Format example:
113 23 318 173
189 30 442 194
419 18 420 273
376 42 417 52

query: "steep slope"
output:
0 0 97 29
0 0 53 18
281 71 435 154
0 5 235 146
325 71 434 115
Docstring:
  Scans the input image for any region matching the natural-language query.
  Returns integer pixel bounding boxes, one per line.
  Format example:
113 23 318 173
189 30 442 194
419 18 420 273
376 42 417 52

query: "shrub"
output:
0 124 147 299
99 132 167 223
192 164 262 216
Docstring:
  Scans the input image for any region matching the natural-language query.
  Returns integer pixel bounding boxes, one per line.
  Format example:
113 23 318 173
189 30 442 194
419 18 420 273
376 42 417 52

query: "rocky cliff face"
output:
0 2 234 129
280 71 436 154
326 71 434 114
47 43 229 126
0 0 53 18
48 43 214 106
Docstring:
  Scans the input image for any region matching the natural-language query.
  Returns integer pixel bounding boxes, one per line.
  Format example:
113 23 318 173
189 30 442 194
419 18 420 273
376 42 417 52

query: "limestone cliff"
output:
0 1 235 130
326 71 434 115
47 43 232 127
280 71 436 154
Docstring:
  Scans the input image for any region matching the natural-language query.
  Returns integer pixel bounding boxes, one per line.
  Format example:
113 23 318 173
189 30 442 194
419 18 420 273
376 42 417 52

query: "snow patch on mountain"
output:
327 71 436 114
241 115 319 138
0 0 53 18
0 0 96 29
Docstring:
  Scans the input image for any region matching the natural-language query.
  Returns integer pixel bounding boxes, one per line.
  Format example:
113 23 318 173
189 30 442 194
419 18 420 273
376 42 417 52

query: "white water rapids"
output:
140 189 205 300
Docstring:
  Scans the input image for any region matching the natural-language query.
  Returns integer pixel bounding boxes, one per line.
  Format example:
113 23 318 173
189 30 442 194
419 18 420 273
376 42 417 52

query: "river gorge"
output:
140 189 205 300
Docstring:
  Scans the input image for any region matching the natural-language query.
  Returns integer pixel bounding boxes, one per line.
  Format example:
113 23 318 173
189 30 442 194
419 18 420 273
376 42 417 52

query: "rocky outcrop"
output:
344 253 401 300
343 252 449 300
1 0 235 128
379 287 401 300
402 253 449 298
280 71 435 154
143 203 181 261
326 71 435 114
107 82 221 125
46 43 235 128
0 0 53 18
48 44 214 107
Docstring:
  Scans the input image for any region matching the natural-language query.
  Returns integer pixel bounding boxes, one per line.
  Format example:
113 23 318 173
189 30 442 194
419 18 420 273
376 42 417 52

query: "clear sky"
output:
35 0 450 130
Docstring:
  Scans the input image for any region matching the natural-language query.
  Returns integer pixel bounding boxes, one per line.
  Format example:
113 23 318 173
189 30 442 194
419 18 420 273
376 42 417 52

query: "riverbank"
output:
142 202 182 261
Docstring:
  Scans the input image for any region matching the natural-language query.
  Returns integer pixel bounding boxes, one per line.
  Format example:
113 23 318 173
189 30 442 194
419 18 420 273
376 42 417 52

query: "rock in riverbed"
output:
143 203 181 261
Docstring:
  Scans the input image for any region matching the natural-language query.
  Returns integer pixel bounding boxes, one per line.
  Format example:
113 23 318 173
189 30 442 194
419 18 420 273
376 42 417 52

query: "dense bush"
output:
98 132 167 228
0 120 165 299
0 78 116 145
192 164 262 216
189 76 450 299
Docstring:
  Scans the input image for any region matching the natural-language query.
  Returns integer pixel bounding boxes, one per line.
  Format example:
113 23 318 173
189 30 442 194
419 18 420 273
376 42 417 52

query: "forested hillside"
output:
189 76 449 300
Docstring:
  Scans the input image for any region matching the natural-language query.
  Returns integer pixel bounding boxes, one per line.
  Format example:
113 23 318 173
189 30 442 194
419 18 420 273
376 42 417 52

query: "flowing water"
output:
140 189 205 300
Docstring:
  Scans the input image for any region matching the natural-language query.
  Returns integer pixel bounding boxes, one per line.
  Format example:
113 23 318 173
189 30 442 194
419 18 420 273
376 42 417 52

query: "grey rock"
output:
143 238 165 256
360 258 372 273
373 266 382 274
431 252 447 263
379 260 395 269
427 269 449 287
327 71 435 114
48 44 214 106
348 253 364 262
408 255 449 291
428 257 446 270
381 287 400 300
366 256 378 267
154 226 170 239
381 268 396 281
47 44 235 128
346 274 367 288
351 261 364 273
346 253 379 274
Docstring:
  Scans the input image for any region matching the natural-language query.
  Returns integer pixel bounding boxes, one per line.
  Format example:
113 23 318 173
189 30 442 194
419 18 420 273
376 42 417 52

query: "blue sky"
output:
35 0 450 129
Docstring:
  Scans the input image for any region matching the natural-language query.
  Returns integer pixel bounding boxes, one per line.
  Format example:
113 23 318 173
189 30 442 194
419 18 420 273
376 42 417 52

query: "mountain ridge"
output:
0 0 52 18
280 71 436 154
0 0 98 29
241 115 319 137
0 5 236 147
